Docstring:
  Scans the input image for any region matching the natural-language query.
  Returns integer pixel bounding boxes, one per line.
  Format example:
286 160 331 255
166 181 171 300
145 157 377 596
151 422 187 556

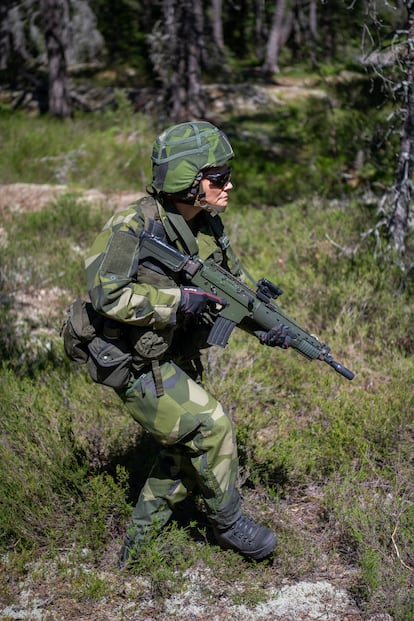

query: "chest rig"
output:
131 195 249 396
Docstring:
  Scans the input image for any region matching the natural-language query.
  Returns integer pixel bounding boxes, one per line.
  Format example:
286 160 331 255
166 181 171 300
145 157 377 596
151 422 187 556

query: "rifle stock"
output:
139 232 354 381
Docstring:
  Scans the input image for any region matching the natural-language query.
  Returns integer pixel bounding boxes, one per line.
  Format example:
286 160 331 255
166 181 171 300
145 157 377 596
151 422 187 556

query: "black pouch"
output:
61 298 104 364
128 327 172 397
87 334 132 389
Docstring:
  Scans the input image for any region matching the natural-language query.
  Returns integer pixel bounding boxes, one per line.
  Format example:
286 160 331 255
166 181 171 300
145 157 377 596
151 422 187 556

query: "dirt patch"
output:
0 182 144 218
0 183 144 325
0 509 390 621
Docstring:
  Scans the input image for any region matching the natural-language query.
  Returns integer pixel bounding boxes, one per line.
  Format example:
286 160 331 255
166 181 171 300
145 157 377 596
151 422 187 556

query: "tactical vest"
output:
129 195 245 392
64 194 247 396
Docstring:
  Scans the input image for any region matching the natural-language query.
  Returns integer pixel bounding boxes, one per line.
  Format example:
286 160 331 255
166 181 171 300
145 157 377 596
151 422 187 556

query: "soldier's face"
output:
200 166 233 213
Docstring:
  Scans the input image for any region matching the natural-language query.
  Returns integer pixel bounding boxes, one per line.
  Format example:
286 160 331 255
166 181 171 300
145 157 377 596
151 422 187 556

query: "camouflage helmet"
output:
151 121 234 196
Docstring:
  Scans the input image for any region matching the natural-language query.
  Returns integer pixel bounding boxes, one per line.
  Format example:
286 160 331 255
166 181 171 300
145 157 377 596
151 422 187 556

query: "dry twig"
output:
391 523 414 573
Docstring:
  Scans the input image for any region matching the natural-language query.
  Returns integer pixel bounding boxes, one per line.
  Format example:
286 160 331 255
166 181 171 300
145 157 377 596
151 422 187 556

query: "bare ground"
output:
0 182 143 218
1 488 386 621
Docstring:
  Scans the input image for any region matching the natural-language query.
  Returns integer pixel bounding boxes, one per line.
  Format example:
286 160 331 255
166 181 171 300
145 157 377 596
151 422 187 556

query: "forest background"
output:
0 1 414 620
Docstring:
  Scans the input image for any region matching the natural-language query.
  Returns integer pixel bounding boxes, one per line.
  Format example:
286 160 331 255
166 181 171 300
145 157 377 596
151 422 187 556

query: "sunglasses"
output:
203 167 232 188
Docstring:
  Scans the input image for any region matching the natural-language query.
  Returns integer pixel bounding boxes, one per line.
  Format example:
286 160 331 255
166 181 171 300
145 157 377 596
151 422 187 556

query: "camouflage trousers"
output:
119 360 241 547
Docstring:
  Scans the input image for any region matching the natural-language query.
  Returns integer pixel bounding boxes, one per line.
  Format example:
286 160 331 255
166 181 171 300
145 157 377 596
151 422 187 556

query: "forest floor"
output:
0 183 392 621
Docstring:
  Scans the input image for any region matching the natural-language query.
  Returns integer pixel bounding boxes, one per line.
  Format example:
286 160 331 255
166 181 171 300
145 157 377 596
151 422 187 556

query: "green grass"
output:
0 97 413 619
0 93 152 190
0 82 397 205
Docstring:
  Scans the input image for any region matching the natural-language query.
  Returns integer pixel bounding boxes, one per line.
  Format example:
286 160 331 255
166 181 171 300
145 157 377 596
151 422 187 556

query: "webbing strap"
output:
227 244 257 287
208 214 257 287
166 211 199 256
155 199 179 244
151 359 164 398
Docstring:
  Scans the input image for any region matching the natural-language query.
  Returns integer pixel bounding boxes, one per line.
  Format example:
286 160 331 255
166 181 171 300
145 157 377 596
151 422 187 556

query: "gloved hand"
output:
179 286 226 315
258 324 291 349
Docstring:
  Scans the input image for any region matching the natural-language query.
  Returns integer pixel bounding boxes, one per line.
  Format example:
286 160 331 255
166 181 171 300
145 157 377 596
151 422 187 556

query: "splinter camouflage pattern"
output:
121 360 240 545
151 121 234 194
85 187 243 549
85 201 181 327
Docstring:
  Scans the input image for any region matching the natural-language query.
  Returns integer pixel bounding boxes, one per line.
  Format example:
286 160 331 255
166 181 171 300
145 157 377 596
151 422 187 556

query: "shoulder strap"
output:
208 214 257 286
155 199 199 256
155 199 179 244
166 211 199 256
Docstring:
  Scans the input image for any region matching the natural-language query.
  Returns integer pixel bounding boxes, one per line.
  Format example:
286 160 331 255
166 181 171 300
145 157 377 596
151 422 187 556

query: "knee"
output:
207 408 237 453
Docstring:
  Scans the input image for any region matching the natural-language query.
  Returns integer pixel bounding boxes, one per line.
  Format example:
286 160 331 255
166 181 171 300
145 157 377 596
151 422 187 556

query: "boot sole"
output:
214 530 278 561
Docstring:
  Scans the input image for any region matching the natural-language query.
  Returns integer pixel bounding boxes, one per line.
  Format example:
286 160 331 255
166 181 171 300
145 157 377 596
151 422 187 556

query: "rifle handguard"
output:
138 232 355 381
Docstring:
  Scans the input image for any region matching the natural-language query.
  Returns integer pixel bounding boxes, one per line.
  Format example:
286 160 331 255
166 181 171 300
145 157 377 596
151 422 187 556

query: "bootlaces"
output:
228 515 260 544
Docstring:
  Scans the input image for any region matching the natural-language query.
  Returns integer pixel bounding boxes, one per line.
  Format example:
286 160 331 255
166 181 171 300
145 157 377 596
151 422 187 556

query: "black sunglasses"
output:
203 167 232 188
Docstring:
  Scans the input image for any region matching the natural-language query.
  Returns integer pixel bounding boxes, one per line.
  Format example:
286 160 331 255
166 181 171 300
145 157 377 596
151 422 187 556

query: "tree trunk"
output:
254 0 266 62
262 0 293 75
388 3 414 254
0 0 11 71
309 0 317 39
39 0 71 118
263 0 286 74
186 0 204 119
211 0 224 52
159 0 205 123
309 0 318 68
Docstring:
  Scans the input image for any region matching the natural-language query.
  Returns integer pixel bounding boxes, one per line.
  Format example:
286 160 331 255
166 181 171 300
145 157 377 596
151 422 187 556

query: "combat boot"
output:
118 535 137 568
213 514 277 560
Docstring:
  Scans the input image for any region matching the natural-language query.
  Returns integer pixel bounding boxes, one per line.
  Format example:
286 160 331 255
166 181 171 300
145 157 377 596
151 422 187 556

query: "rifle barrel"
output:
325 356 355 380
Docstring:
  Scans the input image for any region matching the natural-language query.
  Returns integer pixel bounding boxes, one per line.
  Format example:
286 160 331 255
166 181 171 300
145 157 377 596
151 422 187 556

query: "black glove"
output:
179 286 226 315
258 324 291 349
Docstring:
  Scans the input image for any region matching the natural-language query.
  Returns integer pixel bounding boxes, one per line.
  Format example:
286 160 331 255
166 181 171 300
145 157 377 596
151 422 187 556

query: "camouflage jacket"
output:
85 194 244 371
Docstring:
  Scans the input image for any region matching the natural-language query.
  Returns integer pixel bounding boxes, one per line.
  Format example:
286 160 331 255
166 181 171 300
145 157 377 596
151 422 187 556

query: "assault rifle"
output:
139 232 354 381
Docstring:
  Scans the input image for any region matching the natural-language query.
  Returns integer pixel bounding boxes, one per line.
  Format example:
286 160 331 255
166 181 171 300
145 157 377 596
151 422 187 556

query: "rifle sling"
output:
165 211 199 256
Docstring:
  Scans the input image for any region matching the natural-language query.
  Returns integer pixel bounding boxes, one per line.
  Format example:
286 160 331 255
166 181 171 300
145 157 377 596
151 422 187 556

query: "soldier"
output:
85 121 290 566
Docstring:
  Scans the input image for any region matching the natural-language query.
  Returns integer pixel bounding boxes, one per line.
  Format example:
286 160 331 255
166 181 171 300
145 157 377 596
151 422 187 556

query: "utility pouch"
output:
128 327 171 398
61 298 104 364
87 333 132 389
131 329 170 360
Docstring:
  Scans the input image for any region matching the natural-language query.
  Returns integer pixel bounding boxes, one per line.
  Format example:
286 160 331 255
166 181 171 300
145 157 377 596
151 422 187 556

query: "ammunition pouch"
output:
87 332 132 389
62 299 174 394
128 327 172 397
61 298 104 364
61 300 133 390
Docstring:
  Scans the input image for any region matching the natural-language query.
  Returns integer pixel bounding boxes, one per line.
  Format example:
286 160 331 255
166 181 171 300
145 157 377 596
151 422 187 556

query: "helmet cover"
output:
151 121 234 194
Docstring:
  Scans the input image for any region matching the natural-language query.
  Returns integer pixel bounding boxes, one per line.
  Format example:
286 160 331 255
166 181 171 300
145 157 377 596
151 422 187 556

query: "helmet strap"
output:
194 192 225 217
